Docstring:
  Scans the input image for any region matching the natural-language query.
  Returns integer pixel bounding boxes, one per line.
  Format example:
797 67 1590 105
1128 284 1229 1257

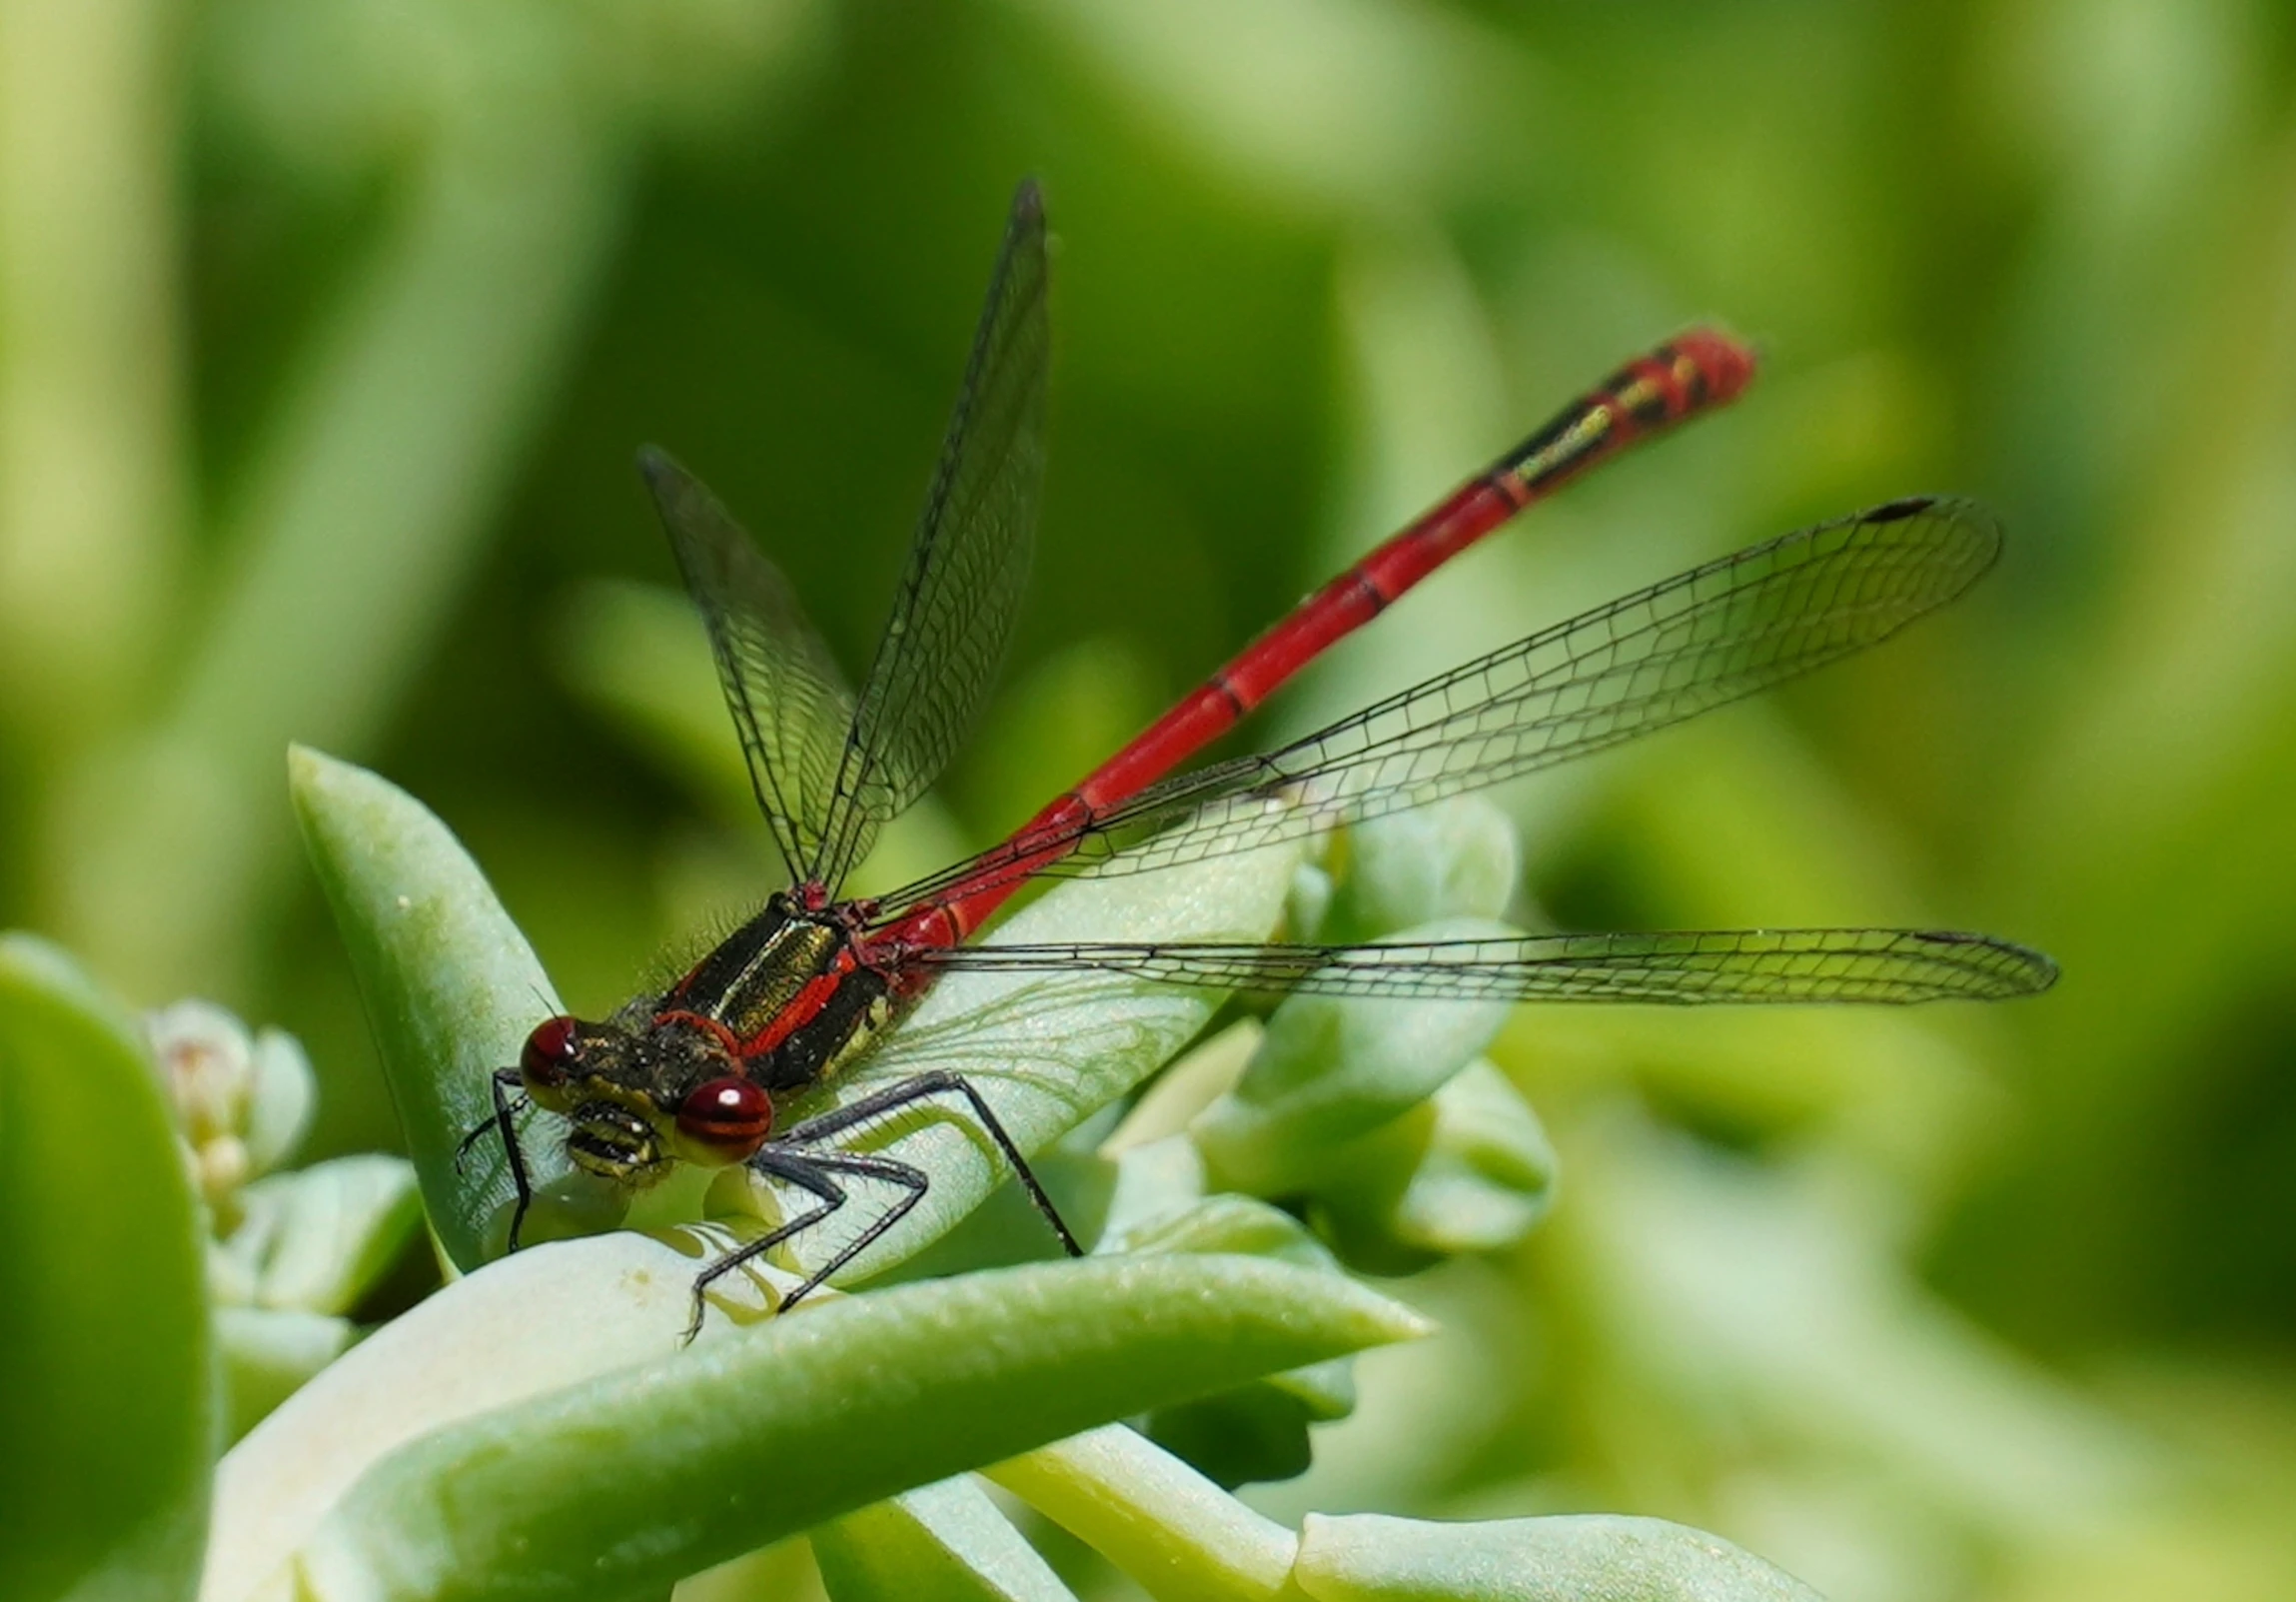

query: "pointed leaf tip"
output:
290 746 569 1271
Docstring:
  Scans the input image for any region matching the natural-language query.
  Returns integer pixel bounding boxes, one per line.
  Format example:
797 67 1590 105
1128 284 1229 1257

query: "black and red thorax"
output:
656 890 895 1093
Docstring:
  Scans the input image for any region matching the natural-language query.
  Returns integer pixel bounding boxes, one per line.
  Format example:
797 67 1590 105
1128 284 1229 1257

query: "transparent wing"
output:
809 181 1052 890
875 497 1998 920
915 927 2058 1004
641 449 855 880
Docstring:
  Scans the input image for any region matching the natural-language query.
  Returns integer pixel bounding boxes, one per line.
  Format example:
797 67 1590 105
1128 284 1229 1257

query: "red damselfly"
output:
474 183 2054 1333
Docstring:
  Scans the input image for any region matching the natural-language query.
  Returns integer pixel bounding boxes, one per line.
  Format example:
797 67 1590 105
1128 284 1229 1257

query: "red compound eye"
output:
520 1015 581 1087
677 1076 773 1158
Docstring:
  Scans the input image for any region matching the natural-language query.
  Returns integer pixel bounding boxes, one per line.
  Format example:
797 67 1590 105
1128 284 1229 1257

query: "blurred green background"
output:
3 1 2293 1598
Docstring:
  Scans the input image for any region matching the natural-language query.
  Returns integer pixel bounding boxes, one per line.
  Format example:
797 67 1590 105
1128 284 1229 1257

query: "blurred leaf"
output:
1553 1107 2162 1540
59 115 627 1000
997 0 1543 217
553 578 755 821
0 0 181 740
1291 1511 1825 1601
1194 917 1517 1196
216 1153 424 1315
813 1477 1079 1602
243 1026 320 1176
1328 798 1521 942
290 745 580 1270
0 934 213 1602
550 577 972 899
1305 1058 1556 1277
288 1254 1426 1602
217 1308 356 1443
957 636 1164 842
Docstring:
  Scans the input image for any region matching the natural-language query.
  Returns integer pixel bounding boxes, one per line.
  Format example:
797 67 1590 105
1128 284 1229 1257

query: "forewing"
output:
916 927 2059 1005
641 449 855 880
874 497 1999 919
810 182 1052 890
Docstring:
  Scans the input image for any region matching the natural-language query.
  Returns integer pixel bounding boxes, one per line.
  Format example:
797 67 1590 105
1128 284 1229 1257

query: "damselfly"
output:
471 184 2054 1334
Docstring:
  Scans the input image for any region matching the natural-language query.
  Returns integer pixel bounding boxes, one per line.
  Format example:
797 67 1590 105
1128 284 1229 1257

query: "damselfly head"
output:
517 1009 779 1183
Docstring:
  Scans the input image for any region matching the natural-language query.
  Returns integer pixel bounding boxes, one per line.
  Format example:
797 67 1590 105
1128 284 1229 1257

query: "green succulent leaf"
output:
1117 1194 1359 1486
217 1308 357 1443
260 1251 1422 1602
0 933 214 1602
812 1476 1079 1602
289 744 577 1270
1290 1512 1825 1602
1327 797 1521 940
1303 1059 1556 1276
1193 917 1518 1197
208 1228 769 1602
215 1152 425 1315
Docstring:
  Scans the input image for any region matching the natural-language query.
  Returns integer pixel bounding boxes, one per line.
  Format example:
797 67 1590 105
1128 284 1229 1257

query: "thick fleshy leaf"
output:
1101 1018 1263 1158
0 934 214 1602
986 1424 1301 1602
1326 797 1520 940
1099 1131 1212 1242
1303 1059 1556 1276
812 1477 1079 1602
204 1227 790 1602
217 1308 357 1442
215 1153 424 1315
1291 1512 1824 1601
1119 1195 1359 1485
1193 917 1517 1196
1113 1197 1362 1428
289 745 578 1270
276 1253 1422 1602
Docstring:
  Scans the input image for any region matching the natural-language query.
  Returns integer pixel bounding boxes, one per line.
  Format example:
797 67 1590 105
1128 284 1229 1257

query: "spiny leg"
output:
455 1067 537 1252
777 1069 1081 1257
763 1149 931 1310
681 1147 929 1342
681 1148 850 1344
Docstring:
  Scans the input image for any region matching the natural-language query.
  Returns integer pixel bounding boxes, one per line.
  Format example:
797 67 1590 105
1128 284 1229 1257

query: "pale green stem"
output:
987 1425 1303 1602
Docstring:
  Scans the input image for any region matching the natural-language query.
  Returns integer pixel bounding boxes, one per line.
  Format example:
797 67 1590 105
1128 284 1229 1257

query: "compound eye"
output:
677 1076 773 1158
520 1015 582 1087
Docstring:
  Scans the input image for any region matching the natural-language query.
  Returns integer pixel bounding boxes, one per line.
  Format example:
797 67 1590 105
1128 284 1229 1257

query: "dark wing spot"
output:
1863 496 1935 524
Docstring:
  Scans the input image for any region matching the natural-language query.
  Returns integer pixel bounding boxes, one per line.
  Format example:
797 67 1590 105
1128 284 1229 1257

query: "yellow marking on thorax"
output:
711 918 843 1039
817 991 896 1081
